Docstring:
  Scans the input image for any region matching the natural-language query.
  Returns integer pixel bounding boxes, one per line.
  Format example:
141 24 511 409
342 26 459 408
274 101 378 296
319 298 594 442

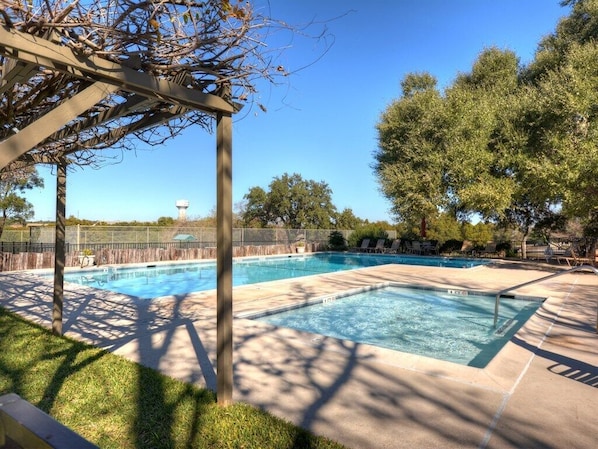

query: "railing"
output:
494 264 598 333
0 241 219 254
0 242 58 254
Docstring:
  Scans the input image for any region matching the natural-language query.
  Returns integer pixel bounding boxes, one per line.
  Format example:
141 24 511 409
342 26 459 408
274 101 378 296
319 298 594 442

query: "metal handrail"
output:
494 264 598 333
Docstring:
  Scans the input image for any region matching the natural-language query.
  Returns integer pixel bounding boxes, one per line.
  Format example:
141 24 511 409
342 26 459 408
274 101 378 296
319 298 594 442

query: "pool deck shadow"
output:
1 258 597 449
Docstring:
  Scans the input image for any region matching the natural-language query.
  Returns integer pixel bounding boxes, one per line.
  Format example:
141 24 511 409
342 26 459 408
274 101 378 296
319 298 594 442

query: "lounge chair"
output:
370 238 386 253
354 238 370 252
384 239 402 254
543 245 554 263
544 241 569 263
556 247 592 266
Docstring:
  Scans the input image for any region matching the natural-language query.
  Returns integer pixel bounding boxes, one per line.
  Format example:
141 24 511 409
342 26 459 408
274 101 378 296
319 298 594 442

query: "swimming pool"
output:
247 285 543 367
57 253 489 299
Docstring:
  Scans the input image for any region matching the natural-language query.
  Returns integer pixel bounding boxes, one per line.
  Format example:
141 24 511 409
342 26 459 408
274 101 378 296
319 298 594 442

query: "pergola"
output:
0 21 237 404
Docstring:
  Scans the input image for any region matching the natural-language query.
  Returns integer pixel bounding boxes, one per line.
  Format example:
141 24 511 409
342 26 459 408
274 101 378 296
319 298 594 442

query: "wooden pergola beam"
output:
0 58 37 94
42 94 158 146
52 158 67 336
0 26 233 114
59 108 186 154
17 107 185 165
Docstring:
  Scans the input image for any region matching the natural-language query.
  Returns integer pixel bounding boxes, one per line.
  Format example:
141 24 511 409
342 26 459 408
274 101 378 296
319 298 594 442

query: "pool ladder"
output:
494 264 598 333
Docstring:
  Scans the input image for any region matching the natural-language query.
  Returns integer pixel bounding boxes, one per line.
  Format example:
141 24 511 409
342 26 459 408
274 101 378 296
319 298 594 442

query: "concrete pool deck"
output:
0 257 597 448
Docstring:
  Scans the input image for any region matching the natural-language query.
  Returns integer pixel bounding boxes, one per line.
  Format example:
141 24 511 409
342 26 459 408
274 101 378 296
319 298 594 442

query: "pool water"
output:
251 285 542 367
59 253 488 299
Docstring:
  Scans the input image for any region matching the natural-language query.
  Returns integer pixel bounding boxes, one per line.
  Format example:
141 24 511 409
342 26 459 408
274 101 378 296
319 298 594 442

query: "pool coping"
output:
231 279 559 394
29 250 491 288
1 257 597 449
235 281 547 380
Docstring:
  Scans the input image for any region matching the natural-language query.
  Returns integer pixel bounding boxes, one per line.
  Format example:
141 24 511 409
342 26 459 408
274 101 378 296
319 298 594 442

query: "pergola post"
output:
52 158 67 335
0 24 241 399
216 111 233 405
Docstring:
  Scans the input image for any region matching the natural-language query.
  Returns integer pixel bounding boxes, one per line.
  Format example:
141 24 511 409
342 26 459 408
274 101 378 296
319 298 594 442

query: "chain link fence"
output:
1 226 371 253
0 226 374 271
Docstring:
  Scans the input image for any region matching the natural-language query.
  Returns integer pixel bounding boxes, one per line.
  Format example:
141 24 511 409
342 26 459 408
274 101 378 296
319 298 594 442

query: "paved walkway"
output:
1 258 597 448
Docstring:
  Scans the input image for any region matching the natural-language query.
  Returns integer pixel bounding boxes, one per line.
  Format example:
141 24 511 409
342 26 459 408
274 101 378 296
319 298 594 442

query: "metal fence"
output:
0 226 369 253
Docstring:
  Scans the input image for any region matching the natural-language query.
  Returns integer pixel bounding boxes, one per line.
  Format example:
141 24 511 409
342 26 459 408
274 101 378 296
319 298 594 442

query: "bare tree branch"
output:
0 0 334 169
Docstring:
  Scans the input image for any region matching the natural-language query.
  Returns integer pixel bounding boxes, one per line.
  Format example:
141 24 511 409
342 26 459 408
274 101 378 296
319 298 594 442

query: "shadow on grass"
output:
0 271 217 449
0 307 219 449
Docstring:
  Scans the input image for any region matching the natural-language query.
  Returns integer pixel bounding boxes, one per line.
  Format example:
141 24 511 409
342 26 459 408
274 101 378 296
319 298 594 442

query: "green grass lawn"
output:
0 308 348 449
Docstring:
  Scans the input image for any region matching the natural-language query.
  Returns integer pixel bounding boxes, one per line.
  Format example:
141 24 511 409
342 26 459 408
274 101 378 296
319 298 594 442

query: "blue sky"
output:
25 0 571 223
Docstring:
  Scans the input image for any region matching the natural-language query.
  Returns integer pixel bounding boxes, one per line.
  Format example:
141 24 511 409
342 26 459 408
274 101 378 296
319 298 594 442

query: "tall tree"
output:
444 49 555 256
334 208 363 229
241 173 337 229
374 47 569 255
524 0 598 230
374 72 445 229
242 186 270 227
0 162 43 237
374 52 523 226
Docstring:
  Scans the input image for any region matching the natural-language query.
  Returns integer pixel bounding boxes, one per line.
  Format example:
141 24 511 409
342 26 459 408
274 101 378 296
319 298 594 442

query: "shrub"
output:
439 239 463 253
328 231 347 250
496 241 513 257
347 225 388 248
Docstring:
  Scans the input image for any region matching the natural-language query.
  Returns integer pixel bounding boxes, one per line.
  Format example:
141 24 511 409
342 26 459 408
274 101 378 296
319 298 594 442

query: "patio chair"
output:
353 238 370 252
411 241 423 255
370 238 386 253
422 241 439 255
556 247 593 266
544 241 569 263
384 239 402 254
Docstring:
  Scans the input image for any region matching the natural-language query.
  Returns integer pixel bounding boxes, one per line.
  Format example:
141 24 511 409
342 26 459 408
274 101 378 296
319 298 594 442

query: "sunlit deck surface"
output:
1 257 597 449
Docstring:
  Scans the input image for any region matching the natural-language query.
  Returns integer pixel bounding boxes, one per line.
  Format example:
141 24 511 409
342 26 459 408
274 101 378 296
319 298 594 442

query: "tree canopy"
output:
241 173 337 229
0 162 43 236
374 0 598 247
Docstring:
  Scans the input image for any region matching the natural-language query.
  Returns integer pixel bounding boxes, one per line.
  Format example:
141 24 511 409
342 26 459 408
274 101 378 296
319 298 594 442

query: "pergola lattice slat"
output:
41 94 159 147
0 81 119 167
0 59 36 94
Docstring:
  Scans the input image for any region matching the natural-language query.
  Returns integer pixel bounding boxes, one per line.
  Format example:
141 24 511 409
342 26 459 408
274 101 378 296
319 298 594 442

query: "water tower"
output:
176 199 189 221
